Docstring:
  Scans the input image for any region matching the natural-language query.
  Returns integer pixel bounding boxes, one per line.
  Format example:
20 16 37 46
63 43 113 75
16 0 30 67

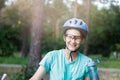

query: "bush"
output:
41 26 64 54
0 25 22 56
11 65 36 80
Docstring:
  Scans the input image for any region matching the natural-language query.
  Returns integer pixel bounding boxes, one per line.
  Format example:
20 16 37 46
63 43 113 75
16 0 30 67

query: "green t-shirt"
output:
39 49 92 80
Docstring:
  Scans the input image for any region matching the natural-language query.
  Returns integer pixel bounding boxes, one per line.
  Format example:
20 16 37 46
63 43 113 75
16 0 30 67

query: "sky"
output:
93 0 120 10
5 0 120 10
5 0 17 6
77 0 120 10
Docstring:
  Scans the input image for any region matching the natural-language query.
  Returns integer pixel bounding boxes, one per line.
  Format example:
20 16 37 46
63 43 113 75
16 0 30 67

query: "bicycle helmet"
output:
63 18 88 32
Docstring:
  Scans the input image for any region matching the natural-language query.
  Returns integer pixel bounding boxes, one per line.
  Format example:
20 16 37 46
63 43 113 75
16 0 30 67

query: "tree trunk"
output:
55 19 60 39
29 0 44 67
73 0 78 17
21 26 29 57
0 0 5 9
84 0 91 55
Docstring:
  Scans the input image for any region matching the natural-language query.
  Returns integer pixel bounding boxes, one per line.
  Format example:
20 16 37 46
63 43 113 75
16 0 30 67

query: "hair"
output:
63 27 88 39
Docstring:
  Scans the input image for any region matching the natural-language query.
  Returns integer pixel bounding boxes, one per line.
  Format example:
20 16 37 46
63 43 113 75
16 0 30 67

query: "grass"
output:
97 60 120 69
89 55 120 69
0 52 28 65
0 56 28 65
0 54 120 69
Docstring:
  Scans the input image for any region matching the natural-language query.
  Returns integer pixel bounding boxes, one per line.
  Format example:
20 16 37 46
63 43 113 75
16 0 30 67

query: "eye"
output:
65 34 81 40
66 34 73 38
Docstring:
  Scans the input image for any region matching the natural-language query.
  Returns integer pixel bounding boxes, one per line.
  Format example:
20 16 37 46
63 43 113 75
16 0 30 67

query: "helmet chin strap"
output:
66 47 78 61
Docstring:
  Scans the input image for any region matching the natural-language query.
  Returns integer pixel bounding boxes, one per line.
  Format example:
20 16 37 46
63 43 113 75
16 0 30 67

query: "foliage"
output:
115 44 120 51
14 0 32 24
41 25 65 54
0 25 22 56
88 5 120 57
0 0 5 9
13 0 32 57
0 6 20 26
44 0 72 40
0 5 23 56
11 65 36 80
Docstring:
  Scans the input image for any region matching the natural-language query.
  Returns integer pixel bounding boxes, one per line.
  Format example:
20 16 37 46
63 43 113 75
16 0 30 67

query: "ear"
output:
81 39 85 44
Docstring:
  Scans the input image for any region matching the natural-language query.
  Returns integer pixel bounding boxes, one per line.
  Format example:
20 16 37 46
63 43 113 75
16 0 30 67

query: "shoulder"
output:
78 52 92 62
47 49 63 54
46 49 64 58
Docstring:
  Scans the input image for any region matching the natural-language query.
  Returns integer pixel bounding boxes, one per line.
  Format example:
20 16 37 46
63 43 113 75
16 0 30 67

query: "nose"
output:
71 38 76 43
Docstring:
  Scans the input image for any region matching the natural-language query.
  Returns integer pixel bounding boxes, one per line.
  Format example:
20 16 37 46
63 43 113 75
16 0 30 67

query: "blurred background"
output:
0 0 120 80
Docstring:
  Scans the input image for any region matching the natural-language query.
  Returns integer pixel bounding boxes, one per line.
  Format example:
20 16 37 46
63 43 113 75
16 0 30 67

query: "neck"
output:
64 48 78 62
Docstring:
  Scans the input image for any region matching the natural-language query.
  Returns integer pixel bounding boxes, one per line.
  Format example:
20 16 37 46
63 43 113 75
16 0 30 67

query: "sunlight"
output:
93 0 120 10
5 0 17 6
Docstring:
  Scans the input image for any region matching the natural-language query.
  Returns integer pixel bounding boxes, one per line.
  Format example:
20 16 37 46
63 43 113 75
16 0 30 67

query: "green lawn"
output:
97 60 120 69
0 56 28 65
89 55 120 69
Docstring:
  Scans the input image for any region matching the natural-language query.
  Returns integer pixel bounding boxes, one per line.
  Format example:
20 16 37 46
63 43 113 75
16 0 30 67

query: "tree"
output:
0 0 5 10
29 0 44 67
88 4 120 57
15 0 32 57
83 0 92 55
0 6 22 56
44 0 70 39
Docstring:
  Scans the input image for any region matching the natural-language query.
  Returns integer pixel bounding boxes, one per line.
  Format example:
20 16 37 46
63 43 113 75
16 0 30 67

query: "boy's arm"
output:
85 77 90 80
29 65 46 80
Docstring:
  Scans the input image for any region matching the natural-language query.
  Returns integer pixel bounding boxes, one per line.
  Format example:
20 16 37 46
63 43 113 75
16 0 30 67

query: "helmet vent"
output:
69 21 72 23
80 21 83 25
75 20 77 24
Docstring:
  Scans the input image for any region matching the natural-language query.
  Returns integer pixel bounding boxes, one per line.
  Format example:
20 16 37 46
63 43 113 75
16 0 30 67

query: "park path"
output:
0 64 120 80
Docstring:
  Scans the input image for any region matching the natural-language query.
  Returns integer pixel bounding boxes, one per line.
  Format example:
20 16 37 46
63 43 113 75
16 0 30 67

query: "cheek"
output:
76 40 84 47
63 36 66 42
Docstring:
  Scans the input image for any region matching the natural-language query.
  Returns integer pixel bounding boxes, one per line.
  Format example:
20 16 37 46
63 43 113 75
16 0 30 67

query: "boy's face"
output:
63 28 84 52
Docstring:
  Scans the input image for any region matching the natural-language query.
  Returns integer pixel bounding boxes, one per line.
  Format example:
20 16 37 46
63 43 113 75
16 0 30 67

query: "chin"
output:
69 48 77 52
68 47 79 52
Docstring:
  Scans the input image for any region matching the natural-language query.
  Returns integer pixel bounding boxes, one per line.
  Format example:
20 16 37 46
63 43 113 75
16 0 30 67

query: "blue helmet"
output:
63 18 88 32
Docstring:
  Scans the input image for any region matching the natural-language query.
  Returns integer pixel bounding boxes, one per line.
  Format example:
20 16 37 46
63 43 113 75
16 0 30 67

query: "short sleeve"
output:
84 59 93 78
84 66 90 78
39 52 53 72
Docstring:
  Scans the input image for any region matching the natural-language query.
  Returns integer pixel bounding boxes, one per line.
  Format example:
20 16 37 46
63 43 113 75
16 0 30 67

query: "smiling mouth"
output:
70 44 77 47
